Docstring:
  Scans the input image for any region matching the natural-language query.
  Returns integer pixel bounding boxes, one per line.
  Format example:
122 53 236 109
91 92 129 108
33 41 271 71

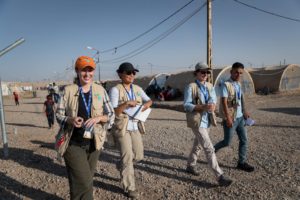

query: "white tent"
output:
1 82 11 96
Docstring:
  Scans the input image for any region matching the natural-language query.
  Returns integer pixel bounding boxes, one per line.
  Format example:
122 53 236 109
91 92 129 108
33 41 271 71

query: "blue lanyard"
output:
233 82 241 100
79 85 92 117
195 80 209 103
123 84 135 101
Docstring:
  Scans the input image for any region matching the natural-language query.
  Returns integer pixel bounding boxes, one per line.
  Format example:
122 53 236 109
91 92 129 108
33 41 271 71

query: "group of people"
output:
54 55 254 199
184 62 254 188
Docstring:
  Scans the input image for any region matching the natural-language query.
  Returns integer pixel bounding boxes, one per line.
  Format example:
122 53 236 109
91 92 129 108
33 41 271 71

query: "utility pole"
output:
207 0 213 84
0 37 25 158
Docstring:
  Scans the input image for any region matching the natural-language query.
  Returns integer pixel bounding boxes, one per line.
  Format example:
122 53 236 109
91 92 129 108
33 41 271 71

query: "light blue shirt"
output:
221 79 243 119
183 81 217 128
109 86 151 131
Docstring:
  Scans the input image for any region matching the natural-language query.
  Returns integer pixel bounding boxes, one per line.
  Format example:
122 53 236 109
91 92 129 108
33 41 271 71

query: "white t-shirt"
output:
109 86 150 131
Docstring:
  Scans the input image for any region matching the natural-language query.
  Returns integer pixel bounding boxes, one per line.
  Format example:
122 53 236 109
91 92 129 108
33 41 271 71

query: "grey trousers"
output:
116 130 144 192
187 127 223 178
64 143 100 200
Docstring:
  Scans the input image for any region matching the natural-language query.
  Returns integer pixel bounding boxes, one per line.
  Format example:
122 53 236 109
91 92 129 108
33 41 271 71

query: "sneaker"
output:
186 166 200 176
127 190 139 199
218 175 233 187
237 162 255 172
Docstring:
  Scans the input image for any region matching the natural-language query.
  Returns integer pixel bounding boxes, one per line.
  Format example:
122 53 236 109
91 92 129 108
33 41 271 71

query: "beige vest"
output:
112 84 145 137
219 80 242 120
59 82 107 155
186 82 216 129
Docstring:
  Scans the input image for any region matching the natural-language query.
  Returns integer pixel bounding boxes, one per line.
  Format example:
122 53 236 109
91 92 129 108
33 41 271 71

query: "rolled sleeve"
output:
140 89 151 102
55 90 68 126
210 87 217 104
183 85 196 112
102 90 115 129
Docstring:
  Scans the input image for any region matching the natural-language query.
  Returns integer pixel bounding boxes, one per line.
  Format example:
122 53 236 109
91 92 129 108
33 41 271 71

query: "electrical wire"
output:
101 1 207 63
100 0 196 53
233 0 300 23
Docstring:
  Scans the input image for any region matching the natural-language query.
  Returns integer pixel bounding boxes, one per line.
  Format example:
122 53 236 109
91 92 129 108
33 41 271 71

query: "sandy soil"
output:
0 90 299 200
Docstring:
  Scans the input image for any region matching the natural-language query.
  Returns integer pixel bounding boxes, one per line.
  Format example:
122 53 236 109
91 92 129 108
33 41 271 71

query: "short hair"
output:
232 62 244 70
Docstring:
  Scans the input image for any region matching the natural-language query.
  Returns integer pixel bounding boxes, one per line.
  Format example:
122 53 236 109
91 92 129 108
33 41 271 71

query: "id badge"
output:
83 126 94 139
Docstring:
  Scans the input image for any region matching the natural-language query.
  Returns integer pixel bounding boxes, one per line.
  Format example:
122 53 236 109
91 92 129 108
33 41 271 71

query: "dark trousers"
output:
15 99 19 106
64 142 100 200
46 113 54 128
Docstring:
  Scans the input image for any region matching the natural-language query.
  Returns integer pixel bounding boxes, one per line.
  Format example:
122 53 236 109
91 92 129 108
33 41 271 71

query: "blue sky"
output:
0 0 299 82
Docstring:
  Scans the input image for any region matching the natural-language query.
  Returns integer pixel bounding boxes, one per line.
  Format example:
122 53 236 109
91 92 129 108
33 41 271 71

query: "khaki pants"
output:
187 127 223 178
116 130 144 192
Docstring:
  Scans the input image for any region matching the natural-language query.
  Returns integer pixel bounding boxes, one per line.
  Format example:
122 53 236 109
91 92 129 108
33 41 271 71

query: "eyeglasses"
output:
124 71 136 76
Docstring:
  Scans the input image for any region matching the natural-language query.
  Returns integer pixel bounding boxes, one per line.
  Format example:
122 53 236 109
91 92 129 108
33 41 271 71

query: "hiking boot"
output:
186 166 200 176
218 175 233 187
237 162 255 172
127 190 139 199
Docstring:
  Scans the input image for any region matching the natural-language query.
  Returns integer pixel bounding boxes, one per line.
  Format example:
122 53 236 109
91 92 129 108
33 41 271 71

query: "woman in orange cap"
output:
55 56 115 200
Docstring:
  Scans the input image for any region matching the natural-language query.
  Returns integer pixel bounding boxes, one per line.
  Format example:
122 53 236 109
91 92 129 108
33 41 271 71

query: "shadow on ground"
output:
259 107 300 116
6 122 47 129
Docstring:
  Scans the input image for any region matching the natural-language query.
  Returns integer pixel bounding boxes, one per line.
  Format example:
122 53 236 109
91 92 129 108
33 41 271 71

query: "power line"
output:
100 0 196 53
102 2 207 63
233 0 300 23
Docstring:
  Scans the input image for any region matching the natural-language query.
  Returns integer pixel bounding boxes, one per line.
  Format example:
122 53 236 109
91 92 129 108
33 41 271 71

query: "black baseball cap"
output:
116 62 139 73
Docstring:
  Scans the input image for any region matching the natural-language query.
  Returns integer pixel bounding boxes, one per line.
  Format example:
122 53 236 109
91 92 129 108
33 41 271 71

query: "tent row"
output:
3 64 297 97
104 64 299 97
1 82 33 96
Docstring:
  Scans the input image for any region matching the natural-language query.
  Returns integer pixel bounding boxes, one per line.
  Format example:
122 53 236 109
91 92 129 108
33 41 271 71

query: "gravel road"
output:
0 91 299 200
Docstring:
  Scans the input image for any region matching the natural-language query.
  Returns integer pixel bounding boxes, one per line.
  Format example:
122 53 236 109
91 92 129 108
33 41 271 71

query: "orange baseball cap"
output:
75 56 96 70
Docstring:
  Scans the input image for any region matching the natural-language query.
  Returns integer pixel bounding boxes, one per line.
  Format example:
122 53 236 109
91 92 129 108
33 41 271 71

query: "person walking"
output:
55 55 115 200
13 91 20 106
43 94 55 129
184 62 232 186
214 62 255 172
109 62 152 199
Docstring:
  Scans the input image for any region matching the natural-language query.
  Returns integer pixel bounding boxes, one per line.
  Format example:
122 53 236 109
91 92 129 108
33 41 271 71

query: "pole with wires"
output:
0 37 25 158
207 0 213 84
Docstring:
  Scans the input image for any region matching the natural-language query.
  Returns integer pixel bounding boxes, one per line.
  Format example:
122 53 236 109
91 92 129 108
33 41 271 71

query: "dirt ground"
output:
0 90 299 200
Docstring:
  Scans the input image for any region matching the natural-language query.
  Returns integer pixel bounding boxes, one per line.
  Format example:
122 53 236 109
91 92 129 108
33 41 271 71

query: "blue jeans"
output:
214 116 248 164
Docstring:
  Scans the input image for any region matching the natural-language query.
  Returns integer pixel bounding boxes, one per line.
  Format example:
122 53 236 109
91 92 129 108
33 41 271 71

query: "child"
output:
43 94 55 129
13 91 20 106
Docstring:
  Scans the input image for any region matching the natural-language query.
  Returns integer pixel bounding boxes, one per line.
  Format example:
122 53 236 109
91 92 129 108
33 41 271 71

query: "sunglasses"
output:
196 70 211 75
124 71 136 75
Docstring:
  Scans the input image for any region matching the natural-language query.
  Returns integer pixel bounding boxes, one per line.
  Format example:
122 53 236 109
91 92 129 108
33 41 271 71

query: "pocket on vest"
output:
93 124 106 150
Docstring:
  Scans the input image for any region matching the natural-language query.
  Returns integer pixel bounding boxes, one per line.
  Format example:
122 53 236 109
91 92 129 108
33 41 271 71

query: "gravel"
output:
0 90 299 200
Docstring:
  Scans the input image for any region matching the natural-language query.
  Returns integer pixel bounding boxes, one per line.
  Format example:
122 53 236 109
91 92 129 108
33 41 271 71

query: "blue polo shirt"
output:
184 81 217 128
